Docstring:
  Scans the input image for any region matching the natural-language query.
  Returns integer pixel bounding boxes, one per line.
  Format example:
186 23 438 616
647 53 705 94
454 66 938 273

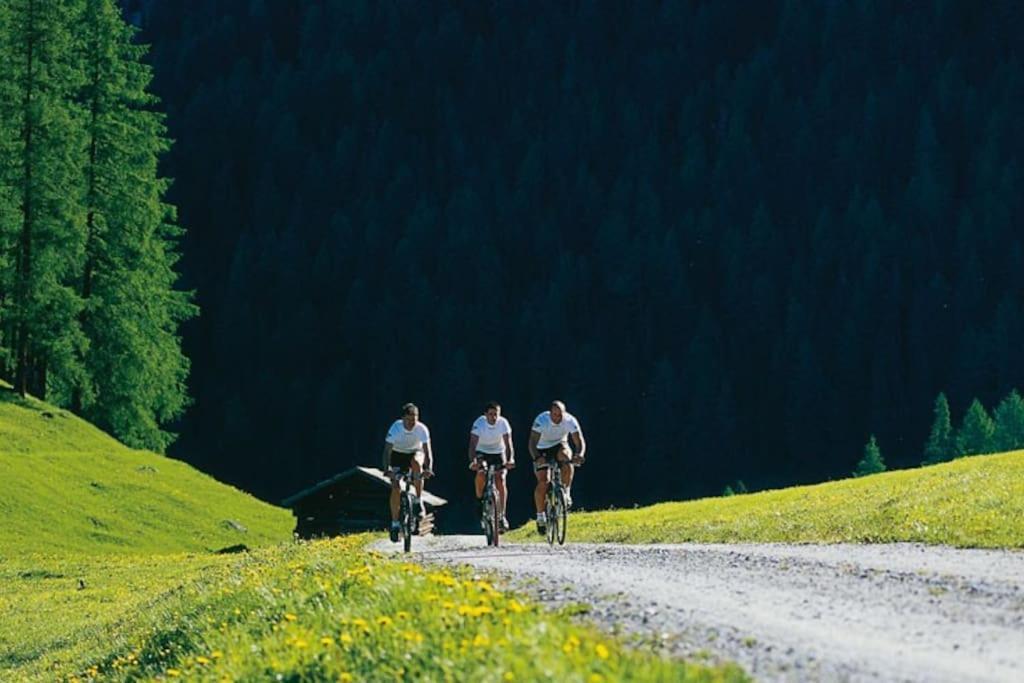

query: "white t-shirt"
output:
385 420 431 453
471 415 512 455
532 411 582 450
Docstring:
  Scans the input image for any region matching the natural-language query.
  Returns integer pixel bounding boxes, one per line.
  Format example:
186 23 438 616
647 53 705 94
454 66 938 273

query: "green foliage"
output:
71 0 195 451
957 398 995 457
1 539 747 682
0 0 191 450
992 390 1024 452
853 435 886 477
0 0 88 396
923 392 956 464
510 450 1024 548
0 382 291 555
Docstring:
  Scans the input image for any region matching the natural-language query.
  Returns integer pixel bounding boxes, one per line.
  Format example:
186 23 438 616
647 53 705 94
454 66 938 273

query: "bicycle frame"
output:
475 458 505 547
391 468 420 553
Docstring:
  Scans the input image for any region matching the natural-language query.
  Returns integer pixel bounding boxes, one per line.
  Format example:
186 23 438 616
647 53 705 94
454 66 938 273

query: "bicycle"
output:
543 457 582 546
390 467 428 553
473 457 508 547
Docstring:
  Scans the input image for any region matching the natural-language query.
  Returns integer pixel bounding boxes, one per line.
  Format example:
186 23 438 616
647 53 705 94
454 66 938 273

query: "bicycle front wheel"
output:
402 495 413 553
545 490 558 546
489 491 501 547
556 490 568 546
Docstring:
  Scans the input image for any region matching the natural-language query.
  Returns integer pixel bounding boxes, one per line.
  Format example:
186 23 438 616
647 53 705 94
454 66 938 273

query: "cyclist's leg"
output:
533 457 551 513
389 452 413 521
496 468 508 517
556 445 575 505
410 454 425 516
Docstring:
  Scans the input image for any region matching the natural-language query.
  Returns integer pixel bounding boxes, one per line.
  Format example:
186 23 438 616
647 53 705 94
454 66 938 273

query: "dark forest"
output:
130 1 1023 524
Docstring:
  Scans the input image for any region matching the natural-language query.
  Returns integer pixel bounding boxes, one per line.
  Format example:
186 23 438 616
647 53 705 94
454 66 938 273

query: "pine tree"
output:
923 392 955 464
853 435 886 477
992 390 1024 453
0 0 88 398
70 0 195 450
956 399 995 457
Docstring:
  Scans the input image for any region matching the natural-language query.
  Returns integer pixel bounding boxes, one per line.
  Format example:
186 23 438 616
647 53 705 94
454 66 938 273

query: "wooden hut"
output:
282 466 447 538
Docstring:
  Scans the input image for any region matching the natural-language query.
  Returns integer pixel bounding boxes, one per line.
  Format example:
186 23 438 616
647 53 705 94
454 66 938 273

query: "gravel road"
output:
374 535 1024 682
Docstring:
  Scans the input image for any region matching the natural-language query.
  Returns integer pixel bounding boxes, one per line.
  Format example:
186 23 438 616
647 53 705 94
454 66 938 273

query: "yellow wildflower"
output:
284 613 298 622
473 633 490 647
503 673 515 682
506 599 525 613
211 651 223 659
293 638 308 649
339 674 354 683
340 633 354 645
377 616 394 627
166 670 181 678
321 636 335 646
589 675 605 683
396 611 411 620
595 643 610 660
196 655 211 665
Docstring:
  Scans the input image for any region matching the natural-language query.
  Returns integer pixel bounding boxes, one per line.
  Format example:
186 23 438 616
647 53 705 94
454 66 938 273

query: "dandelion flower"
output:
595 643 610 660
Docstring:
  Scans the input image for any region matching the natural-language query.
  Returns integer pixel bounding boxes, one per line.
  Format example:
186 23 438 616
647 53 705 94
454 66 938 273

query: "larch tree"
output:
72 0 195 450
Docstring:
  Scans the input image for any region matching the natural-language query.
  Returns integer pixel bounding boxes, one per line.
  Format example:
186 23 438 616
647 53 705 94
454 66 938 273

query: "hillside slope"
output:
511 451 1024 548
0 387 292 555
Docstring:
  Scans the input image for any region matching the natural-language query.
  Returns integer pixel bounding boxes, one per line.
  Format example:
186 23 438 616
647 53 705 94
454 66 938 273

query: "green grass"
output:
1 538 746 682
0 386 745 682
0 385 293 555
510 451 1024 547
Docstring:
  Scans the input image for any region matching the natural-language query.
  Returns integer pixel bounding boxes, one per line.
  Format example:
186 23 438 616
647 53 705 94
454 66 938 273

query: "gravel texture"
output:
374 535 1024 682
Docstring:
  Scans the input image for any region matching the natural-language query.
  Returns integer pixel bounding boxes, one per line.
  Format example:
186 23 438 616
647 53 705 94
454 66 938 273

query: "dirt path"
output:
374 535 1024 682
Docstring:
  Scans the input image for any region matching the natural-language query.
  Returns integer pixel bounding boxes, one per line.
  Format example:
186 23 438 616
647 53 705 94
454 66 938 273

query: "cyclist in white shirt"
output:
381 403 434 542
529 400 586 534
468 401 516 531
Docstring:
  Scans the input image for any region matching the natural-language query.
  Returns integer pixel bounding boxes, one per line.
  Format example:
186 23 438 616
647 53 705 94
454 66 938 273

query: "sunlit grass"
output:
0 384 293 555
510 451 1024 547
2 537 747 682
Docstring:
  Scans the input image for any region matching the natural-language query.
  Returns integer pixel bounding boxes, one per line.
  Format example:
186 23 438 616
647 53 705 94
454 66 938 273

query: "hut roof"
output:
281 466 448 508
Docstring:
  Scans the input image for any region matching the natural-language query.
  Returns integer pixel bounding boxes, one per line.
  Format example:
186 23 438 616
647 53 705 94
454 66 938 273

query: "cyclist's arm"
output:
503 433 515 465
571 430 586 460
468 434 480 466
422 441 433 473
381 442 393 469
529 430 541 460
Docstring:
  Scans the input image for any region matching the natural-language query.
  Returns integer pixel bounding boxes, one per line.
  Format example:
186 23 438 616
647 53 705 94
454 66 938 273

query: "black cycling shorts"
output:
475 452 506 469
533 444 570 470
389 450 423 473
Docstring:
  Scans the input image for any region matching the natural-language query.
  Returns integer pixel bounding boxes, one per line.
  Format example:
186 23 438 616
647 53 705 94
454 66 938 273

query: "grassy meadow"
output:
509 450 1024 547
0 386 744 682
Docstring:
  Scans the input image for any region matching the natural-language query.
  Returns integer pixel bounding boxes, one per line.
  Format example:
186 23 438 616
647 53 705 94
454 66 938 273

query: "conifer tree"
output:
923 392 955 465
956 398 995 457
853 435 886 477
0 0 88 398
992 390 1024 453
72 0 195 450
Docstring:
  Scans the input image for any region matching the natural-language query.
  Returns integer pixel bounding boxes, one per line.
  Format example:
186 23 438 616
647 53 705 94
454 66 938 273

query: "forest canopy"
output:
130 1 1023 517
